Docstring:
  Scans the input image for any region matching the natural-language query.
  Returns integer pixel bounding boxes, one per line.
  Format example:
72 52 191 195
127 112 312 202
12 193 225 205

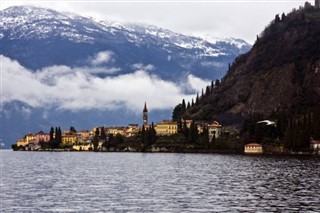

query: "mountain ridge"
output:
183 4 320 128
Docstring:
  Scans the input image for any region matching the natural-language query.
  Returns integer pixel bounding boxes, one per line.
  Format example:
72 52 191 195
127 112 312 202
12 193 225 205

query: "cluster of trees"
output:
39 127 62 149
140 123 157 150
241 107 320 151
172 79 221 121
285 107 320 151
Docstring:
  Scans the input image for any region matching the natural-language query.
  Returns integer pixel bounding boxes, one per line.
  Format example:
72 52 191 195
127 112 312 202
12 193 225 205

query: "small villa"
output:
244 143 263 154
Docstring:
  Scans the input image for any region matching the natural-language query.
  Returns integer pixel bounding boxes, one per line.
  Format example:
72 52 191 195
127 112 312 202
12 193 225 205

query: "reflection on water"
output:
1 151 319 212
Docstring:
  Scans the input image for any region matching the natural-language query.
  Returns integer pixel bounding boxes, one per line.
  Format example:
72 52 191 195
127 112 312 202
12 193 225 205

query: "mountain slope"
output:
184 5 320 126
1 6 251 81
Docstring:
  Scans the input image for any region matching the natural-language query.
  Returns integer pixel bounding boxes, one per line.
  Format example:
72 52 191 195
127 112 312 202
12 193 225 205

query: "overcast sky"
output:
2 0 306 44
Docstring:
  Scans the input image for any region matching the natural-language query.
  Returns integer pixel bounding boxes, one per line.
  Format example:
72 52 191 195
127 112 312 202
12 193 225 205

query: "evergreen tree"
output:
211 80 214 91
188 120 198 143
205 86 210 97
92 135 99 151
141 125 146 145
196 93 199 105
187 102 191 109
215 79 220 87
172 104 182 121
181 99 186 113
150 122 157 145
191 98 194 107
95 127 100 138
183 120 189 139
70 126 76 133
100 127 106 141
49 127 54 142
178 118 183 133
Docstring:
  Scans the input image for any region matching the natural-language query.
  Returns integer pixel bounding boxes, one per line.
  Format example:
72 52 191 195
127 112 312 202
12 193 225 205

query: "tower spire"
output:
143 102 148 126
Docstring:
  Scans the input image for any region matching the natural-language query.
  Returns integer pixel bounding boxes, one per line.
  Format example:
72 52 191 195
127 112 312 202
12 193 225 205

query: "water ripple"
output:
1 151 319 212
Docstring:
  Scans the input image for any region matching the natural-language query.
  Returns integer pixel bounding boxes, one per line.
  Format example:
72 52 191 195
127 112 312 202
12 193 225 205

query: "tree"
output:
275 14 280 23
172 104 182 121
181 99 186 113
56 127 62 147
100 127 106 141
70 126 76 133
215 79 220 87
177 118 183 133
49 127 54 142
92 135 99 151
205 86 210 97
183 120 189 139
187 102 191 109
95 127 100 138
196 93 199 105
188 120 198 143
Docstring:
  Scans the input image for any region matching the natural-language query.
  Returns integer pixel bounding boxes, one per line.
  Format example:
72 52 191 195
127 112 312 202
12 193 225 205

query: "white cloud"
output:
132 63 155 71
186 74 211 93
1 55 196 112
91 51 114 66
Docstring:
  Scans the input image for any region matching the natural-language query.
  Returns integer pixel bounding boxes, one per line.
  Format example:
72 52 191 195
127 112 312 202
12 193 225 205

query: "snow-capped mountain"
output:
1 6 251 80
0 6 251 148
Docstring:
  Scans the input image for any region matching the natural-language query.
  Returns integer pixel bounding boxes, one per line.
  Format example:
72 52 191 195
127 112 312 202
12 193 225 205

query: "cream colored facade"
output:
17 138 28 147
208 121 222 142
26 134 36 144
107 127 126 136
73 144 93 151
62 133 77 146
126 124 140 137
244 143 263 154
156 121 178 135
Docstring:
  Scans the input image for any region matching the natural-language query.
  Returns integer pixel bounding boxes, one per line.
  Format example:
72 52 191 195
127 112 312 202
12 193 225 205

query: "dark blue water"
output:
1 151 319 212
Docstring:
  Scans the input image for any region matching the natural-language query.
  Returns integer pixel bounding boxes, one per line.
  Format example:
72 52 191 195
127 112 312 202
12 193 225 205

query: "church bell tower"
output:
143 102 148 126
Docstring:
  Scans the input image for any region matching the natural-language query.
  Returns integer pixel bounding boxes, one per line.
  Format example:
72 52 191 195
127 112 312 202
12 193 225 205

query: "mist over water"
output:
1 151 319 212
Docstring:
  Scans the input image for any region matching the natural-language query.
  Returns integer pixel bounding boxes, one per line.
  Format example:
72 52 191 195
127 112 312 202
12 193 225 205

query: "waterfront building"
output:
208 121 222 142
62 132 77 146
35 131 50 144
76 130 91 143
126 124 140 137
310 138 320 154
17 138 28 147
107 126 127 136
244 143 263 154
26 133 36 144
155 120 178 135
73 143 93 151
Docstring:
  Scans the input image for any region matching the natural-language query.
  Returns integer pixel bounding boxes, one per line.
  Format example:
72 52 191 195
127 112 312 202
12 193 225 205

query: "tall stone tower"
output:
143 102 148 126
316 0 320 9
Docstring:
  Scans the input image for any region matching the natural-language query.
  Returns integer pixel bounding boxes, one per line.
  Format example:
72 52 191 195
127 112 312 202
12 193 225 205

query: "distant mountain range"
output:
0 6 251 148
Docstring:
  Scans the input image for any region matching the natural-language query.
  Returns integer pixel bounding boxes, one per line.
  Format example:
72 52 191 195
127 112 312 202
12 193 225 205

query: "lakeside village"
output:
12 102 320 155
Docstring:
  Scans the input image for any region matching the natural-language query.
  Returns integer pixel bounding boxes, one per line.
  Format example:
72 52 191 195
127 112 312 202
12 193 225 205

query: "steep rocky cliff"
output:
184 5 320 127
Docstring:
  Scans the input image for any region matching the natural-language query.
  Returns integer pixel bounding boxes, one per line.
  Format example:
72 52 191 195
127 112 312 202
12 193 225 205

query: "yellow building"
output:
126 124 140 137
107 127 126 136
73 144 93 151
62 132 77 146
244 143 263 154
17 138 28 147
26 133 36 144
155 120 178 135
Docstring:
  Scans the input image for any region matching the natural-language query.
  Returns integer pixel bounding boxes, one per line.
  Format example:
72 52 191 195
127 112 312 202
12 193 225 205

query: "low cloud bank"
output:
2 55 210 112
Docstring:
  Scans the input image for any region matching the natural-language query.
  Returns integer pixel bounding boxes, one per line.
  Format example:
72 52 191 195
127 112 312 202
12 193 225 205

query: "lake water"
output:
1 151 319 212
